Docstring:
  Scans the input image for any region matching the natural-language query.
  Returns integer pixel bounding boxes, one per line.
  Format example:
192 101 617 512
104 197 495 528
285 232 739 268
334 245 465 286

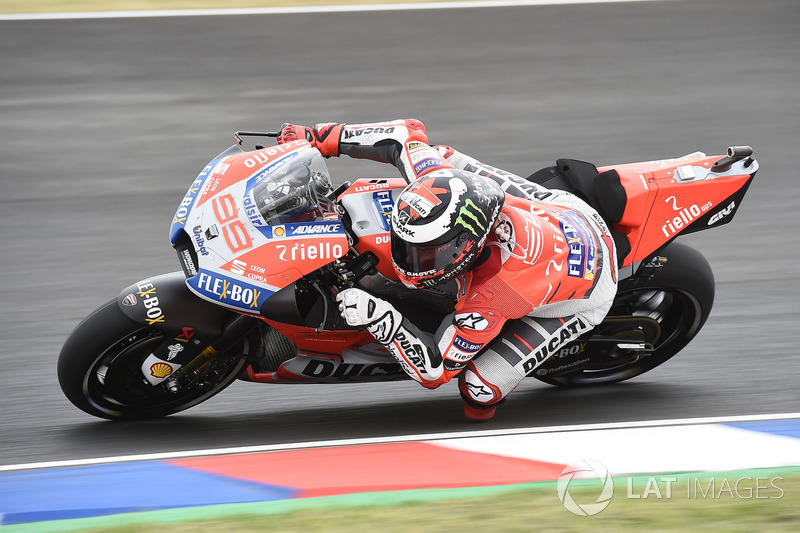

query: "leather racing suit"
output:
279 119 618 420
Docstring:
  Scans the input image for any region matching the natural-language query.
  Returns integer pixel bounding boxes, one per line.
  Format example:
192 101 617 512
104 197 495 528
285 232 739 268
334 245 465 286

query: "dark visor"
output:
391 231 470 275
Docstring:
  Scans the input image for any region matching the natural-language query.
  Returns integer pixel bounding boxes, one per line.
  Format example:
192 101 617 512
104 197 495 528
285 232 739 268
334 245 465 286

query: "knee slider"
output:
458 362 504 406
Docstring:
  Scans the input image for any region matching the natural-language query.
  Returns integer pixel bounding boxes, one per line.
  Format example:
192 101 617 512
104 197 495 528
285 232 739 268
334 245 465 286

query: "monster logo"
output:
454 199 487 237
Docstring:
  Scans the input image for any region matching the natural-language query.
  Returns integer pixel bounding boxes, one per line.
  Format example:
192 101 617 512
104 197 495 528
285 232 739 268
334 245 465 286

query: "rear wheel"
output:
58 300 249 420
534 240 714 386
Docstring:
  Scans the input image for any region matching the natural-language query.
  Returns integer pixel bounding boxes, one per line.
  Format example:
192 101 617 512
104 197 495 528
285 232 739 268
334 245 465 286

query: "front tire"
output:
535 240 715 386
58 300 249 420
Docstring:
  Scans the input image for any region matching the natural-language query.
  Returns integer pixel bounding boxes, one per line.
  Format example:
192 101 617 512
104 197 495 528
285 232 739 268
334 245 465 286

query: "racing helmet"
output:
390 169 505 289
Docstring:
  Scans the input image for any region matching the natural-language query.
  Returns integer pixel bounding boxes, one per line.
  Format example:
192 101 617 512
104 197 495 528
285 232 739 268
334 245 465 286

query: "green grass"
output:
10 471 800 533
0 0 453 14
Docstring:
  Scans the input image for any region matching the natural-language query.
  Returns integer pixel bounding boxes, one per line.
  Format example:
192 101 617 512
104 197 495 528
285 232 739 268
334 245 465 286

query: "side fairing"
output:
600 153 757 265
339 178 407 280
173 141 348 314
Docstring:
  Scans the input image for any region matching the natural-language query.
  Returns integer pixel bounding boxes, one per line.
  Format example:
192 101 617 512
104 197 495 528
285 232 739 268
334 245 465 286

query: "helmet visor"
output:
391 230 471 278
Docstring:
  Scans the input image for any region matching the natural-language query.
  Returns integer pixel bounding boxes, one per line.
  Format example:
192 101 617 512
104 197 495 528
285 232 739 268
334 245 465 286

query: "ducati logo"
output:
399 178 447 220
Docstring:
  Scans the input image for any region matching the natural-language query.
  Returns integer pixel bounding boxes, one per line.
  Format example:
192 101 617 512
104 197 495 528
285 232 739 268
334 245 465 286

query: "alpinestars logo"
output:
454 199 487 237
466 382 492 399
455 313 489 331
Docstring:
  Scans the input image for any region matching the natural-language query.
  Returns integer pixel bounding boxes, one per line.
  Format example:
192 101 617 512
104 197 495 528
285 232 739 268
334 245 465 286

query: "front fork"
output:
143 314 261 392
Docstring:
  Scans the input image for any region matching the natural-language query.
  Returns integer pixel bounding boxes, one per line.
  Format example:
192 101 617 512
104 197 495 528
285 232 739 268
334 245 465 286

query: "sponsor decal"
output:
453 335 483 354
194 271 263 310
444 359 468 372
166 343 184 361
343 126 395 140
400 178 445 220
121 293 137 307
179 248 198 277
455 312 489 331
521 317 588 374
222 259 275 286
259 225 287 239
708 200 735 226
454 199 487 238
192 226 210 256
290 223 343 235
553 211 596 280
174 327 196 343
150 362 174 379
393 330 427 372
243 195 266 227
246 151 300 190
536 358 590 376
555 342 586 359
373 190 394 231
136 280 165 325
172 176 206 227
243 142 304 170
406 141 427 152
413 157 442 176
392 213 415 238
301 359 402 379
365 310 399 345
661 198 713 237
211 160 230 175
354 180 390 193
466 382 493 399
141 353 182 386
228 259 248 276
199 177 222 201
275 240 345 262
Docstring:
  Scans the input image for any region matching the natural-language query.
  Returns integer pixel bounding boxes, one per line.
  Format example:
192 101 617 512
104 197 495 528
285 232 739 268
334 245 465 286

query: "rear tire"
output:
58 300 248 420
534 240 714 386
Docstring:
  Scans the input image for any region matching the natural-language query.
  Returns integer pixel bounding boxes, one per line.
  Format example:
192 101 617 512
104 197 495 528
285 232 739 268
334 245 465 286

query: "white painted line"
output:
0 0 672 21
1 411 798 473
437 425 800 475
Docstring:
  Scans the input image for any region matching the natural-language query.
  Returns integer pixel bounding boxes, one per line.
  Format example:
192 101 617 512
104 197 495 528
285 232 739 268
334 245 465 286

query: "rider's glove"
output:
336 288 402 344
277 122 343 157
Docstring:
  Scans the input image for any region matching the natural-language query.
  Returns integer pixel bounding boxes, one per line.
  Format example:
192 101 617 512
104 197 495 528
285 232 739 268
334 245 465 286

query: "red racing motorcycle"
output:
57 131 758 420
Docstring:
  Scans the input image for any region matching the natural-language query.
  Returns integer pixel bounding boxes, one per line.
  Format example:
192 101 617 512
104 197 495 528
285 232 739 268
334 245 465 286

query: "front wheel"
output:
58 300 249 420
534 240 715 386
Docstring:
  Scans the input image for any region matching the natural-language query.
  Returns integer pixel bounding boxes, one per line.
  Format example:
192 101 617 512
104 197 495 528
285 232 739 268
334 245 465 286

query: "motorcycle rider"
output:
278 119 618 420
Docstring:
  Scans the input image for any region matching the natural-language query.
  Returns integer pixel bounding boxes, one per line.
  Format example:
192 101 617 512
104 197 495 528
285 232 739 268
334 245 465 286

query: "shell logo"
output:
150 362 174 378
274 225 285 237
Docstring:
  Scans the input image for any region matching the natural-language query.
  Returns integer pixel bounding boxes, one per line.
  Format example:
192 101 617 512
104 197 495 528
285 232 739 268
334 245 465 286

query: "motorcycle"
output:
57 131 758 420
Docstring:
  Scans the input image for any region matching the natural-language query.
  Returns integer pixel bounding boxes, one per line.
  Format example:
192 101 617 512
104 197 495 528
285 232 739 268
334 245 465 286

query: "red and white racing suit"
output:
282 119 618 419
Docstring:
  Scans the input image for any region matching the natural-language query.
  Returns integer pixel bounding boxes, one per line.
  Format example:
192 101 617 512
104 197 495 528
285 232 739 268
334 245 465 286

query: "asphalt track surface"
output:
0 0 798 467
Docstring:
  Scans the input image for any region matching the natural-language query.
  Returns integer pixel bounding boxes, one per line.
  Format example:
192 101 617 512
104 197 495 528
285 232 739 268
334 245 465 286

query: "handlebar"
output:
234 130 280 145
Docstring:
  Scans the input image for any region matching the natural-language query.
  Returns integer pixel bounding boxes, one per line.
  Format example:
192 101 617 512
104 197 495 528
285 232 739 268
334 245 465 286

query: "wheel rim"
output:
544 287 702 385
83 327 246 418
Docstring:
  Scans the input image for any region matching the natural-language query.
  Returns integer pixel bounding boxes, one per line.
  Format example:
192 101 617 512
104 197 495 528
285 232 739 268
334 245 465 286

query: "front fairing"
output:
171 140 349 313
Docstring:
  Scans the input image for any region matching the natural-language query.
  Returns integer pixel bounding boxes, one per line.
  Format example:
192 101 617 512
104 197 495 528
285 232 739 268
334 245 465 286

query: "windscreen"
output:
250 149 334 225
